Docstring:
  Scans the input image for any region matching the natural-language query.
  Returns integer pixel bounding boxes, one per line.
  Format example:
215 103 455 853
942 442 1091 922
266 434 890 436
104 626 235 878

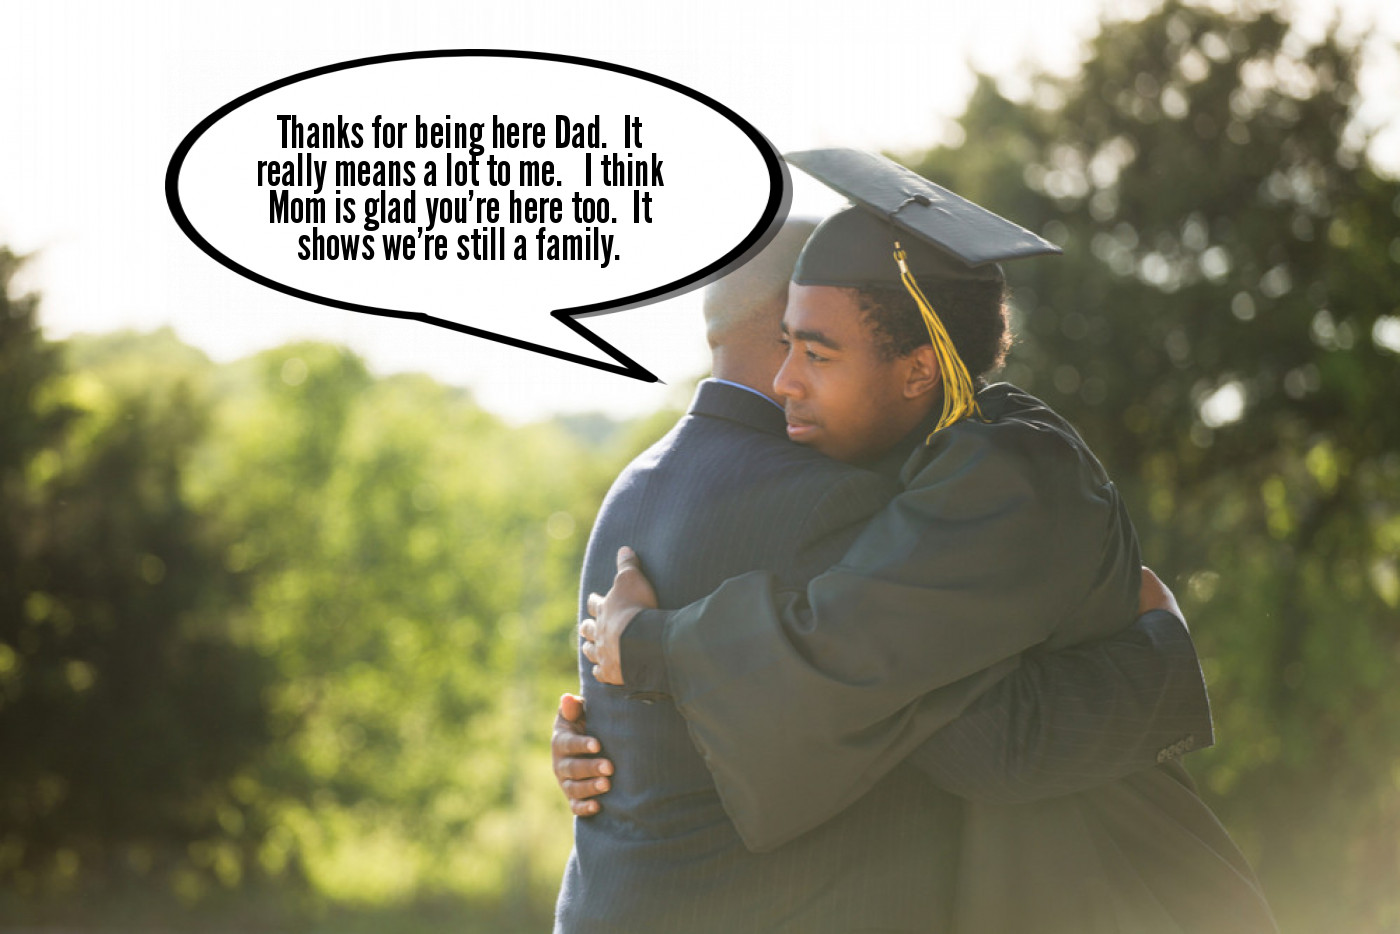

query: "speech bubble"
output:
166 50 792 382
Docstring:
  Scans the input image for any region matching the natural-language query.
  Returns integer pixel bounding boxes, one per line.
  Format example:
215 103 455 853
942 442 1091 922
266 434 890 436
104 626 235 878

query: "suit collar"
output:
690 379 788 437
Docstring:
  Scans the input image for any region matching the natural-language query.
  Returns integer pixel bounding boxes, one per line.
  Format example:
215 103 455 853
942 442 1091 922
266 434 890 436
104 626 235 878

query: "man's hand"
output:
552 694 614 817
579 546 659 686
1139 566 1185 627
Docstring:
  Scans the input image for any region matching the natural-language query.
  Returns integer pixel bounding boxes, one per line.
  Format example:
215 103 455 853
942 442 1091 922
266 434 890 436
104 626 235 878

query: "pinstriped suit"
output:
556 380 966 933
554 380 1216 933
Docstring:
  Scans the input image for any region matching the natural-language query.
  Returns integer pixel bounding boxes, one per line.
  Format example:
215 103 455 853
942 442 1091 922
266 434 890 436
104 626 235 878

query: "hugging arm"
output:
564 604 1211 817
593 421 1206 850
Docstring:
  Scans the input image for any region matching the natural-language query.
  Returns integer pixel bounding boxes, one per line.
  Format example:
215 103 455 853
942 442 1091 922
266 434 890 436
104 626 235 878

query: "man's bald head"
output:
703 218 817 396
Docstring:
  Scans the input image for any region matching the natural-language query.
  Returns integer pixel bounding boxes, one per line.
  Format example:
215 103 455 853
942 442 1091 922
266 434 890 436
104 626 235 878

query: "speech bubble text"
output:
168 51 792 380
260 113 661 268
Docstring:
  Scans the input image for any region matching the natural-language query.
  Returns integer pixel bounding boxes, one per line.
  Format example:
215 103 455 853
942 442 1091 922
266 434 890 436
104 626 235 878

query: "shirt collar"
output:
704 377 783 411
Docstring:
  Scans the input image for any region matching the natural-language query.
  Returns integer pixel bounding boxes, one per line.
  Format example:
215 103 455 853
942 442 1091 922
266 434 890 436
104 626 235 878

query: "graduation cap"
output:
786 148 1061 434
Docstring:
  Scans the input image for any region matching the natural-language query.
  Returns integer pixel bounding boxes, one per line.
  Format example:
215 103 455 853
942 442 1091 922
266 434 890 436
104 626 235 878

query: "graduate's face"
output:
774 285 936 464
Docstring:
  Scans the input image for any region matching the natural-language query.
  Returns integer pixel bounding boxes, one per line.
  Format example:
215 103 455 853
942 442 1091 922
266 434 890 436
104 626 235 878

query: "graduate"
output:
581 150 1277 932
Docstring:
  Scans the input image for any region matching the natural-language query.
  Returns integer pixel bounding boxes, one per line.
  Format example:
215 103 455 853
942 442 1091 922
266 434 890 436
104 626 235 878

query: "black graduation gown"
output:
647 384 1277 932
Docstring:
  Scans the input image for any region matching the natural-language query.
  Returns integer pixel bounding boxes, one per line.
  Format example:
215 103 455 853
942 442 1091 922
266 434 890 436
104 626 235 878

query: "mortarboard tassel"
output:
893 242 983 439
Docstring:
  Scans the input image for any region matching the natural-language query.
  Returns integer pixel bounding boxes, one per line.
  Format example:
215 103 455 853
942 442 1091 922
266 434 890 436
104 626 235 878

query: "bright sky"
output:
6 0 1398 422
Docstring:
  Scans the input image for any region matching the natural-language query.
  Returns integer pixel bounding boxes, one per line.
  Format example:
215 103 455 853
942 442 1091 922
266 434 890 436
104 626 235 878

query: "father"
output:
554 213 1211 933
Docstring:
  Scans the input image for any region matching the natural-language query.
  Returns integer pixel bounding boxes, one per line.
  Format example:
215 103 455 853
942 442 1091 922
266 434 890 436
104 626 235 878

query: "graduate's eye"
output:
777 335 791 348
805 348 829 363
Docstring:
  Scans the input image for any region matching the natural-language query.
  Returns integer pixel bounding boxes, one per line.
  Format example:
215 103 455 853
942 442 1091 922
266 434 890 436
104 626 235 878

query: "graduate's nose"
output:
773 348 803 401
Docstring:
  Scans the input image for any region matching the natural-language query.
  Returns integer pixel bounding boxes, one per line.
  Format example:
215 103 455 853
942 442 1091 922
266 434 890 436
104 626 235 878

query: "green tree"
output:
1 311 274 898
0 249 69 483
910 3 1400 928
0 247 70 891
196 343 613 908
0 249 656 927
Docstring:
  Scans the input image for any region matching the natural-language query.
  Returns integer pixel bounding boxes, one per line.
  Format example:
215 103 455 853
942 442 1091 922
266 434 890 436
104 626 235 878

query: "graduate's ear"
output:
902 344 941 400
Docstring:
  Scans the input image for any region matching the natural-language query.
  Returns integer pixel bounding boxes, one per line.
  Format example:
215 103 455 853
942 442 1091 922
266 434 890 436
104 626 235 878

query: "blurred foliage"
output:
909 2 1400 930
1 252 274 904
191 341 621 908
3 2 1399 931
1 250 657 925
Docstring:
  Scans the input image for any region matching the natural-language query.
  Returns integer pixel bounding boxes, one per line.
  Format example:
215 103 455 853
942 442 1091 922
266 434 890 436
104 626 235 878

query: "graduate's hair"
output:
854 280 1012 377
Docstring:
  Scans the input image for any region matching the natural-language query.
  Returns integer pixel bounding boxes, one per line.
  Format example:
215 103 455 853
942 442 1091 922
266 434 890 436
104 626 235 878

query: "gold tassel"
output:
893 243 982 439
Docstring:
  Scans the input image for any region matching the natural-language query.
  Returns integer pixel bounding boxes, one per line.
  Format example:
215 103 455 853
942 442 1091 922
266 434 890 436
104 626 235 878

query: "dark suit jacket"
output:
555 380 966 933
555 381 1223 933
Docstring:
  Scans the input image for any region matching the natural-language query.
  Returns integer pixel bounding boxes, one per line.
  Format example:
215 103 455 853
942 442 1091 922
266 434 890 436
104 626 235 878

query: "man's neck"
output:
867 381 1017 481
864 390 960 479
709 348 782 405
865 417 935 479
